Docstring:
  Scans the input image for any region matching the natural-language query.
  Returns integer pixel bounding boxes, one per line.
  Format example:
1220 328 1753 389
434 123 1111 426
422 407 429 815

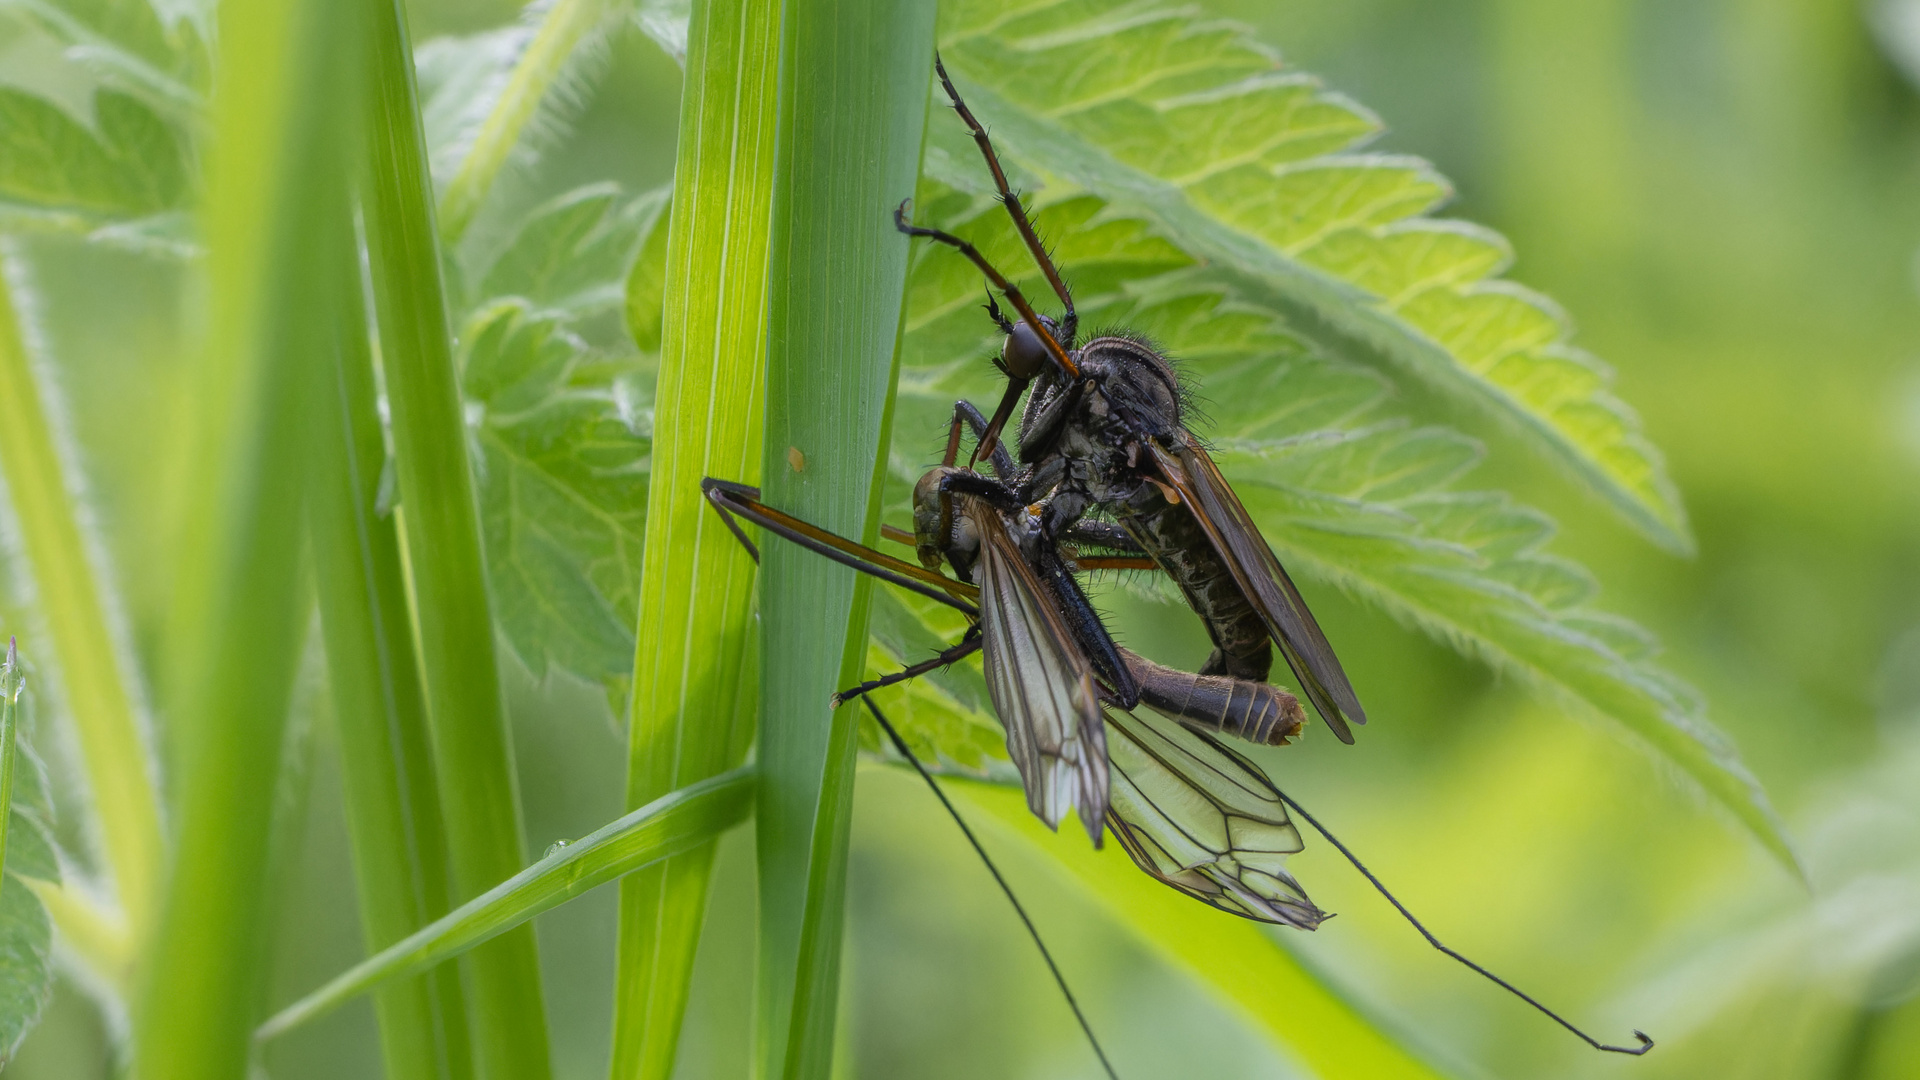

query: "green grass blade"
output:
437 0 624 242
950 777 1457 1080
755 3 934 1077
130 0 357 1073
358 0 554 1075
310 270 474 1080
0 254 162 944
257 766 754 1043
607 0 780 1075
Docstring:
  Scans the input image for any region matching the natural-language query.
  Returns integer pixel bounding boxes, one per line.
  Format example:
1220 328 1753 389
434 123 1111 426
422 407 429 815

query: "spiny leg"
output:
893 203 1074 379
934 53 1077 342
831 633 983 707
861 698 1118 1080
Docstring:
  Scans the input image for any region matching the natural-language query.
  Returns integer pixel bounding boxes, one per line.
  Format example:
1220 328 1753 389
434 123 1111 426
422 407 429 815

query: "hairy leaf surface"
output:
932 0 1690 551
875 179 1791 867
464 299 653 687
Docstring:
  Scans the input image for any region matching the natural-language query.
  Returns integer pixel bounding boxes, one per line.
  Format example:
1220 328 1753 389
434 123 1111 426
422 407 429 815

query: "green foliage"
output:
359 0 554 1072
954 777 1451 1079
257 766 754 1042
878 172 1791 866
0 0 1857 1073
605 0 776 1071
465 297 652 686
0 644 57 1067
0 88 188 217
752 2 935 1076
933 0 1689 552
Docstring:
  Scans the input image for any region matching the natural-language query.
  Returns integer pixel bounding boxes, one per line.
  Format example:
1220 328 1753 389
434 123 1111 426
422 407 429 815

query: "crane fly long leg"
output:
702 479 979 616
861 698 1119 1080
893 203 1075 380
1275 791 1655 1055
932 55 1076 332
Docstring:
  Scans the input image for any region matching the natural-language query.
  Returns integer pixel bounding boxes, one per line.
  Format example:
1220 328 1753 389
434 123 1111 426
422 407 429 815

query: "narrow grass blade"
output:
607 0 780 1075
0 251 161 943
358 0 554 1075
257 766 754 1043
310 269 473 1080
950 778 1456 1080
755 3 935 1077
437 0 623 242
131 0 358 1074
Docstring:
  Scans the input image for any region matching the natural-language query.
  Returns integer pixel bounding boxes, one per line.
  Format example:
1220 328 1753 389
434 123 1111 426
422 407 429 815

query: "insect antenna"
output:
1274 790 1655 1056
861 697 1122 1080
934 54 1076 341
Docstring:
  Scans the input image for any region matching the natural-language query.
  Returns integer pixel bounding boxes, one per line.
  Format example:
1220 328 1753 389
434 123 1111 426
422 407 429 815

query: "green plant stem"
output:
258 766 754 1043
0 256 161 944
607 0 779 1075
131 0 356 1073
310 269 473 1080
0 639 18 877
754 3 934 1077
358 1 553 1075
438 0 618 242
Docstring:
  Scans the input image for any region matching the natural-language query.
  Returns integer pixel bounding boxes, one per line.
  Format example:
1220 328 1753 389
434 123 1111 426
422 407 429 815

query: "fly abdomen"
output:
1121 650 1306 746
1116 491 1273 682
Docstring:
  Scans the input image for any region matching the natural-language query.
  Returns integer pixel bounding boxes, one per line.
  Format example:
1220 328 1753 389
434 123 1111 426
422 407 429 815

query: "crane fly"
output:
837 50 1653 1058
896 56 1366 743
704 470 1324 928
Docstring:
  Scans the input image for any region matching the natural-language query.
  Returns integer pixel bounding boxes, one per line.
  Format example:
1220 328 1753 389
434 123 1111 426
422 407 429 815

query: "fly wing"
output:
975 505 1110 845
1104 705 1326 928
1145 441 1365 743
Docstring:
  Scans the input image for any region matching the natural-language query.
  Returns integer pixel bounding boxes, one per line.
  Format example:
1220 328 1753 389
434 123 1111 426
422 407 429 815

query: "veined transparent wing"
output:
1105 706 1326 928
973 498 1111 845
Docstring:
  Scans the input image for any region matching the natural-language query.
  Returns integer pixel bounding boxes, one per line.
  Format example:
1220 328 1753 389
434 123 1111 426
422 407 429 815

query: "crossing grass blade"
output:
256 766 754 1044
607 0 780 1075
754 2 935 1076
310 263 474 1080
0 249 162 945
130 0 357 1074
358 0 553 1075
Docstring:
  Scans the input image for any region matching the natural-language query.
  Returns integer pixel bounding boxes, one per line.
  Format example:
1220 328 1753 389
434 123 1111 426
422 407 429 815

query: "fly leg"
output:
932 54 1077 344
831 631 983 707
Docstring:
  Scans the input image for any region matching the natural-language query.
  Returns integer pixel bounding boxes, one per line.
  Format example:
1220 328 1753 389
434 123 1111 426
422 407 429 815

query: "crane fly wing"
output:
1104 705 1326 927
974 502 1111 845
1145 442 1365 743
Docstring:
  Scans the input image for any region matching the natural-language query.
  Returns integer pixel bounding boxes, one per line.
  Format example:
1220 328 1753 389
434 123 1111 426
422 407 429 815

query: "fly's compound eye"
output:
1001 320 1054 381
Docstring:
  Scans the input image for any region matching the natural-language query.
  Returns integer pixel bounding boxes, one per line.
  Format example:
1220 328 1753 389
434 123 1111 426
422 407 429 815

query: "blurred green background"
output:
6 0 1920 1077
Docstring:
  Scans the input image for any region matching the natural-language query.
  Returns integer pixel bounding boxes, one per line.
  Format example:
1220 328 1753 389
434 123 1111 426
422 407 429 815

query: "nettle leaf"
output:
0 657 57 1065
933 0 1692 553
2 0 210 118
461 182 669 326
0 86 190 219
464 299 653 687
877 181 1792 867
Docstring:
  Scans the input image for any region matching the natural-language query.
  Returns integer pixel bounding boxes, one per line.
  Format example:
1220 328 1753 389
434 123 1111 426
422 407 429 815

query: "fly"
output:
705 442 1650 1054
896 56 1367 743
